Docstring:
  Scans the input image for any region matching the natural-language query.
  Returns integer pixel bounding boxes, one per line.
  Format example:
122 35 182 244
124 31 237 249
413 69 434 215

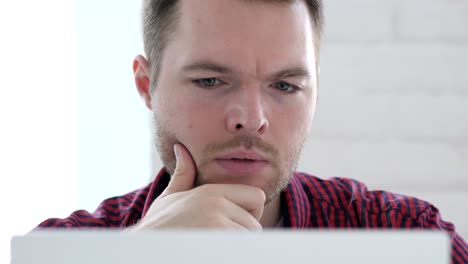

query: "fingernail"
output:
173 144 179 160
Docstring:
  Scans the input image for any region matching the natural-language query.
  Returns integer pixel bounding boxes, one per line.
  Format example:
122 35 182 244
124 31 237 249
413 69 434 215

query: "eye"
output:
193 78 224 88
273 81 299 93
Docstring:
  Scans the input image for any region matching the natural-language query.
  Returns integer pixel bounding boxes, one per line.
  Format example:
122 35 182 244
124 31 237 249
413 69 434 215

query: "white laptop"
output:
11 230 451 264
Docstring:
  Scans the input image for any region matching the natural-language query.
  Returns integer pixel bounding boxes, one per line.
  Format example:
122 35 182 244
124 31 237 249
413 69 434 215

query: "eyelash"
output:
192 78 225 89
272 81 301 94
192 78 301 94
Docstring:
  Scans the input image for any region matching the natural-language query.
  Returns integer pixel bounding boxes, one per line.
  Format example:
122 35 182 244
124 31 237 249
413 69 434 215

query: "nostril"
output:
235 124 243 130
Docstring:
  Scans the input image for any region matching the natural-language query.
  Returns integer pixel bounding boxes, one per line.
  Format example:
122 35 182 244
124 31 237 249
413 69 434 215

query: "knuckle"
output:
208 197 226 209
196 184 215 194
197 184 209 193
205 214 225 227
252 187 266 202
252 220 262 230
190 190 224 207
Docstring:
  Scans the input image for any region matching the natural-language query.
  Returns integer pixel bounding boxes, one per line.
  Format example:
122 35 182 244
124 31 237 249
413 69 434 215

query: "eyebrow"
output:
272 67 312 80
182 61 233 74
182 60 312 79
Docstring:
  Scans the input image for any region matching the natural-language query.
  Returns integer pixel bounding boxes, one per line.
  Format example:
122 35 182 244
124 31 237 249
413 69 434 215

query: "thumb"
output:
161 143 196 197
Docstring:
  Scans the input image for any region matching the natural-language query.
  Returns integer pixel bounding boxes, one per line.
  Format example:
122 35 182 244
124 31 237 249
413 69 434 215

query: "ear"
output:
133 55 153 110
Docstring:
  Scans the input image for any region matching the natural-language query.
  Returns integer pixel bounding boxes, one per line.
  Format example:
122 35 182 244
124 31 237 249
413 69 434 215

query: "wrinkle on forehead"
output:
173 0 316 79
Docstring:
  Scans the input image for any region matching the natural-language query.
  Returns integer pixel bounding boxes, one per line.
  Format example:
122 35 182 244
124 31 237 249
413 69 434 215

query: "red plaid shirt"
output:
38 169 468 264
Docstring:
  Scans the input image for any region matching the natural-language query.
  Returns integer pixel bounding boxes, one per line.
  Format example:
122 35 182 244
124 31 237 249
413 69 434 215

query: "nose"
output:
225 87 269 136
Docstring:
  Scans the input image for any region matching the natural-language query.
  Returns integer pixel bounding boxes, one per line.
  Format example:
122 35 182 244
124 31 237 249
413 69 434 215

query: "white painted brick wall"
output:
310 94 468 141
296 0 468 239
320 44 468 95
396 0 468 41
324 0 394 41
300 139 468 189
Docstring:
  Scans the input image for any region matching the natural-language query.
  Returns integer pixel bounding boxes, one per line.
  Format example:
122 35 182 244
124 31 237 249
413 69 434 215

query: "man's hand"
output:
129 144 266 231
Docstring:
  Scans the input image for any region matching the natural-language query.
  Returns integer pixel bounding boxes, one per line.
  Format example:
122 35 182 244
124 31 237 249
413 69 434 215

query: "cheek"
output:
268 88 315 133
271 103 312 149
155 78 226 152
173 100 224 154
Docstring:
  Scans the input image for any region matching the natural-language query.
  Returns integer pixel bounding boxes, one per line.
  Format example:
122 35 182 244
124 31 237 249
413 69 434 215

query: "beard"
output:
153 115 307 204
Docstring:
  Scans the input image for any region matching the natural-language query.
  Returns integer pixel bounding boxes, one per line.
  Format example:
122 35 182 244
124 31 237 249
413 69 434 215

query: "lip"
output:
217 150 267 162
215 150 269 174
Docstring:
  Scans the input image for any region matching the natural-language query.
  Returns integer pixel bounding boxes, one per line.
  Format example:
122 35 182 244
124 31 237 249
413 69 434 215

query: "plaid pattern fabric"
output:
38 168 468 264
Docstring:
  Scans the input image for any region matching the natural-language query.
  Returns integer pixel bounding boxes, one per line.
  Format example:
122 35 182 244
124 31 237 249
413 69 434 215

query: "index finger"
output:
195 184 266 220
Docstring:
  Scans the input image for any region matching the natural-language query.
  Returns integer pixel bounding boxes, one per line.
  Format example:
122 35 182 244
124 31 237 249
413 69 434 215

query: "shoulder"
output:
36 183 152 229
36 169 171 229
293 172 432 225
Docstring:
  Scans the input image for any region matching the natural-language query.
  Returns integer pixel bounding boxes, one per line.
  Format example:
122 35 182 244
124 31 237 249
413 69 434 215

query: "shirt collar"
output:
281 172 311 228
141 168 170 218
142 169 311 228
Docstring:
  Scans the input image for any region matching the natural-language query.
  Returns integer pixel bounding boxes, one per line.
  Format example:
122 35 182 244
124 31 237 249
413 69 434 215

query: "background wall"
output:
0 1 151 263
299 0 468 238
0 0 77 263
74 0 151 213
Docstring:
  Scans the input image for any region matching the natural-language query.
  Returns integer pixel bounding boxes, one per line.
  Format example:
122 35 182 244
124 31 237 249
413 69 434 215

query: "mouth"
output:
215 150 269 174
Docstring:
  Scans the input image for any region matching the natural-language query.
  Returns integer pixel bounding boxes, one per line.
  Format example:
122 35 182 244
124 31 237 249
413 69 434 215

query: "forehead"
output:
165 0 316 77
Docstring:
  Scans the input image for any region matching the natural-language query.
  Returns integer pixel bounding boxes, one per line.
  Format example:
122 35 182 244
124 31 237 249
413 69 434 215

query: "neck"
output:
259 194 282 228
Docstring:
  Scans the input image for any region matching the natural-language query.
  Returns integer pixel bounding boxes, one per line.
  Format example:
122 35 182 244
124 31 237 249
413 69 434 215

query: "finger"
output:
222 217 249 231
161 143 196 197
223 200 262 231
197 184 266 220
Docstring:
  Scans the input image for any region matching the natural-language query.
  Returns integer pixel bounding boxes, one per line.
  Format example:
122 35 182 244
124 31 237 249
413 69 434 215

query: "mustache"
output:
202 135 279 158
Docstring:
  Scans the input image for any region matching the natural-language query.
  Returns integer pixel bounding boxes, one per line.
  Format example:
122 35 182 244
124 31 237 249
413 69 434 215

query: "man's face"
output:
151 0 317 203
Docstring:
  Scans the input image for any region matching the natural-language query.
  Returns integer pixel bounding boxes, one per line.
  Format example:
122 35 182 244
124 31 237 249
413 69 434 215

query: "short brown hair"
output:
142 0 324 83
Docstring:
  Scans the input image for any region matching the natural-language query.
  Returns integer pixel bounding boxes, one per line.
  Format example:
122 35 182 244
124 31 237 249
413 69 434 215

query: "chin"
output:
195 167 289 204
196 163 271 185
195 171 266 187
